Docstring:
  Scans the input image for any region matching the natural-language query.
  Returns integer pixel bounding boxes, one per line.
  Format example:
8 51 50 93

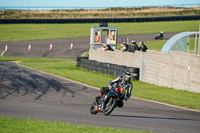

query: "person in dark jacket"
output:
96 72 133 108
102 43 114 51
129 40 139 53
138 41 148 52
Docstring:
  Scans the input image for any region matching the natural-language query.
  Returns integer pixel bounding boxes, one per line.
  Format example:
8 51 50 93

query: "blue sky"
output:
0 0 199 8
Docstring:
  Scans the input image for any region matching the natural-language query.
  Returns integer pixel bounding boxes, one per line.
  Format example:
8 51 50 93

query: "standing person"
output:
102 43 114 51
120 42 129 52
138 41 148 52
129 40 139 53
95 32 100 43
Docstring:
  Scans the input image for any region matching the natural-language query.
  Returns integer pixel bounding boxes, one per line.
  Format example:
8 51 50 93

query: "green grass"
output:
82 51 89 57
145 40 167 50
0 56 200 110
0 20 199 42
0 117 149 133
0 24 97 42
189 38 199 52
144 38 198 51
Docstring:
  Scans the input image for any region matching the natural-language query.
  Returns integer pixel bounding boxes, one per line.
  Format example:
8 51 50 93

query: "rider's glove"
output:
108 84 112 90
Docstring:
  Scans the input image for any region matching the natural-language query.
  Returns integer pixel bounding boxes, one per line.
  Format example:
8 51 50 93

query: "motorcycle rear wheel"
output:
90 102 98 114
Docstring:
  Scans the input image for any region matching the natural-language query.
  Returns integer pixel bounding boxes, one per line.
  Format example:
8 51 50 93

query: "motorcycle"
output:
90 84 126 116
155 33 164 40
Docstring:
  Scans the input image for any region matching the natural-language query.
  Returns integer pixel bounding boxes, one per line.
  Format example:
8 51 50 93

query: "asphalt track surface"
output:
0 61 200 133
1 33 200 133
0 33 177 59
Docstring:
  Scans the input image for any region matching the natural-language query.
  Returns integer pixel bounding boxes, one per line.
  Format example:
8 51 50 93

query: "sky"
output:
0 0 199 8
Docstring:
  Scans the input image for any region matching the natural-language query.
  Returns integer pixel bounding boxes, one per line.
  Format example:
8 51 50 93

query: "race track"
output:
0 61 200 133
0 33 177 59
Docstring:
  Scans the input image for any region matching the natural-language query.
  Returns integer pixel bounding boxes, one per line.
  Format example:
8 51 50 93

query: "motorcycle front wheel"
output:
103 97 117 116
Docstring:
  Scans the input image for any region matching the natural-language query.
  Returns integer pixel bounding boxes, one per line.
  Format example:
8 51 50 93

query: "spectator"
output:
129 40 139 53
102 43 114 51
138 41 148 52
120 42 129 52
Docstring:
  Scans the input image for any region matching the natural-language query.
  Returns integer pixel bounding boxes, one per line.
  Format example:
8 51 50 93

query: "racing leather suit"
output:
99 76 133 101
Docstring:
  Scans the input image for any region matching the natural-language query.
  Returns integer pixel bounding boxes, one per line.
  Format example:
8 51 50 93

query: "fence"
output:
89 49 200 93
77 57 139 80
0 15 200 24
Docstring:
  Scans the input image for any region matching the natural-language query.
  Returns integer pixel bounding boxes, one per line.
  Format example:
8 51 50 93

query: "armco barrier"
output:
77 57 139 80
0 15 200 24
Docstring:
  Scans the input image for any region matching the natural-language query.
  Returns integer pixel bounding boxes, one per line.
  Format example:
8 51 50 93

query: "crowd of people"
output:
126 40 148 53
102 40 148 53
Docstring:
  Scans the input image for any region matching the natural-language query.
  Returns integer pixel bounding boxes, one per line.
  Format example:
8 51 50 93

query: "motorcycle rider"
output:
96 72 133 108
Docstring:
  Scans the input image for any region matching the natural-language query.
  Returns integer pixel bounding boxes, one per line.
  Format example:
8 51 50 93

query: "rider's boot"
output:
95 92 103 103
95 93 104 111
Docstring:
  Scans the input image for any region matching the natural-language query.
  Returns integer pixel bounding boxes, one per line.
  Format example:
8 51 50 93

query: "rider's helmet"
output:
122 72 132 82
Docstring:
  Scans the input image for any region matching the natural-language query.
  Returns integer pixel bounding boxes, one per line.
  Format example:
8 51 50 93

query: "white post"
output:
127 38 129 44
187 36 190 53
198 24 200 55
194 33 197 54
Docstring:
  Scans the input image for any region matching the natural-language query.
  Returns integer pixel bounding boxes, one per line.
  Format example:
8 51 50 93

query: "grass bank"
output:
0 117 149 133
0 56 199 110
2 6 199 19
0 20 199 42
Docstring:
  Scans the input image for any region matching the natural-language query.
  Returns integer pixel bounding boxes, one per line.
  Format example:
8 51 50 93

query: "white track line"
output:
15 62 200 113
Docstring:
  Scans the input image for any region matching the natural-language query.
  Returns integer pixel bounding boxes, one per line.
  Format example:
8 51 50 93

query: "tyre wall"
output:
77 57 139 80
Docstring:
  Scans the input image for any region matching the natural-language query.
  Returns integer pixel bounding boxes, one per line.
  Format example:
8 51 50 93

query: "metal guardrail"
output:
77 57 140 80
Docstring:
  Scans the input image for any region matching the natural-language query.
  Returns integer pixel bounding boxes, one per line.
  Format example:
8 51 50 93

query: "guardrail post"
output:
198 25 200 55
194 33 197 54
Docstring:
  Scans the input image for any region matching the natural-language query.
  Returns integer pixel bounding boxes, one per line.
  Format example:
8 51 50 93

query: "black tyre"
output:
103 97 117 116
90 102 98 115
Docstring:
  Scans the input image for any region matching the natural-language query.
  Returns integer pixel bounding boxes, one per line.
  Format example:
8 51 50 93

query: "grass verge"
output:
142 38 198 51
0 117 149 133
2 7 199 19
82 51 89 57
0 56 199 110
0 20 199 42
